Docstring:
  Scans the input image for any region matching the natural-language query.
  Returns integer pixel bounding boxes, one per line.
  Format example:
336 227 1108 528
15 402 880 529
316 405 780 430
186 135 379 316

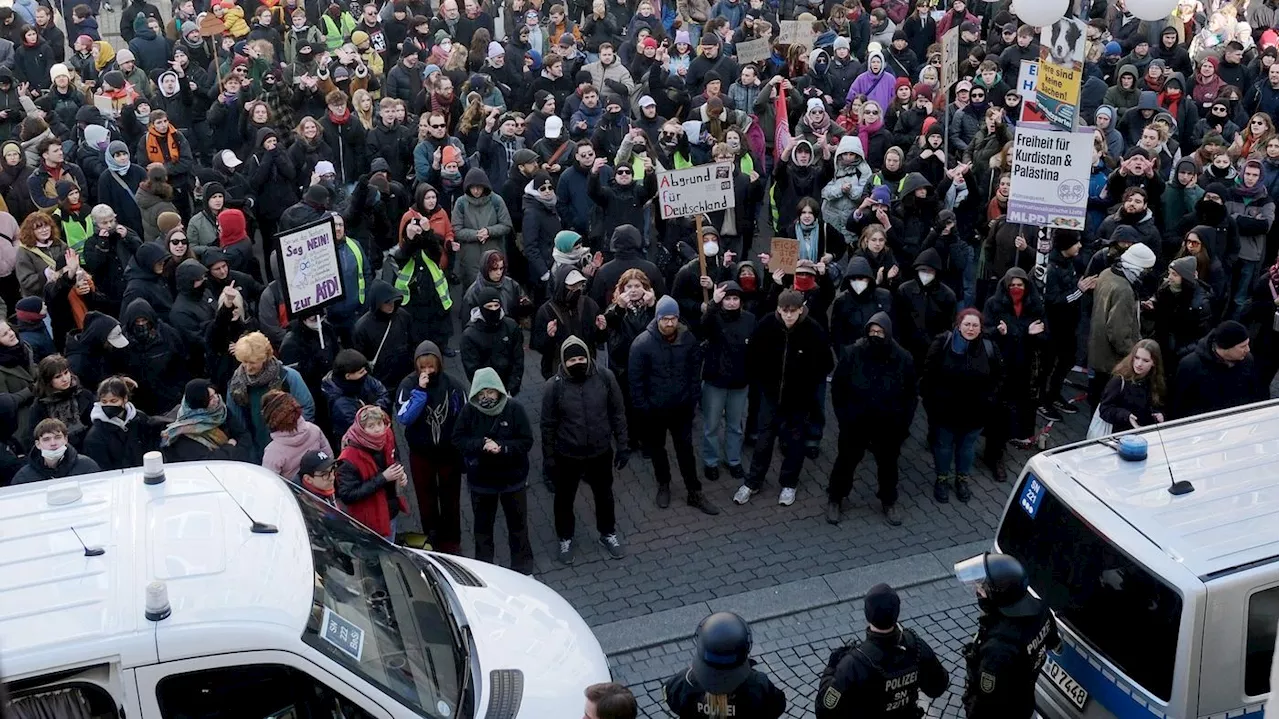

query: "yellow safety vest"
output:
394 251 452 309
345 237 365 304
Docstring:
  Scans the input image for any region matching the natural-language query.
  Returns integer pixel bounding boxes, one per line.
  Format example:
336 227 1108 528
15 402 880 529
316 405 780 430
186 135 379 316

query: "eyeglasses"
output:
614 168 633 175
1252 120 1267 126
170 238 188 245
971 92 985 99
864 109 880 115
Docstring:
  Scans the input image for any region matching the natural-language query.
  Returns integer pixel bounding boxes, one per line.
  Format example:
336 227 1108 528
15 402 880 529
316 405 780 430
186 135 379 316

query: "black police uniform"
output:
663 664 787 719
816 626 948 718
962 599 1061 719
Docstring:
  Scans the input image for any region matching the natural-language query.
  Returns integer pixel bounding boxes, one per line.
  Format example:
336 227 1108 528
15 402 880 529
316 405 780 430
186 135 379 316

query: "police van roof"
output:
0 462 313 681
1034 401 1279 581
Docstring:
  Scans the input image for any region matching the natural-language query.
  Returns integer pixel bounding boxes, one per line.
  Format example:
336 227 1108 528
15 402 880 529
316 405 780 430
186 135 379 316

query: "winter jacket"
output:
700 303 754 390
450 168 513 288
1170 335 1263 419
118 298 188 414
262 419 332 482
1097 374 1159 428
591 226 666 307
82 403 158 470
831 256 894 349
350 281 416 390
167 259 215 360
1088 264 1141 372
320 110 367 184
540 334 628 461
11 444 99 484
747 311 833 410
920 329 1003 431
587 170 657 247
393 340 466 458
531 265 606 379
321 372 391 440
336 435 404 538
120 242 174 318
982 267 1047 382
894 248 956 364
832 311 917 438
1153 279 1213 367
461 311 525 396
452 369 533 493
628 318 702 413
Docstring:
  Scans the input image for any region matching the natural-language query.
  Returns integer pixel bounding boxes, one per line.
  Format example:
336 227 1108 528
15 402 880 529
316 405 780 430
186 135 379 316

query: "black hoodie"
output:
64 312 127 391
167 258 215 361
894 248 957 363
248 127 299 220
832 310 917 434
119 297 189 413
591 224 667 307
832 255 894 349
351 279 416 389
120 242 174 317
531 264 606 379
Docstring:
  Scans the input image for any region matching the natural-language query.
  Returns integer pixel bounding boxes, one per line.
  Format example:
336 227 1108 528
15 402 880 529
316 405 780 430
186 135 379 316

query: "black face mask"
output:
866 334 890 354
1199 199 1225 223
481 306 502 324
721 306 740 321
130 322 155 342
566 362 588 379
476 394 501 409
101 405 126 419
565 288 582 304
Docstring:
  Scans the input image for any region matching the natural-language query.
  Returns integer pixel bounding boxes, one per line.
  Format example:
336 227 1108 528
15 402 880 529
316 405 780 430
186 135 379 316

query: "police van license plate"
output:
1043 658 1089 711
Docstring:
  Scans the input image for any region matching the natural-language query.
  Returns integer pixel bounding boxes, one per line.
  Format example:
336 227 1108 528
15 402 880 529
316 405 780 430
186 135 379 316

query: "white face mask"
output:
851 278 869 294
304 316 322 330
703 240 719 257
918 271 935 286
41 444 67 461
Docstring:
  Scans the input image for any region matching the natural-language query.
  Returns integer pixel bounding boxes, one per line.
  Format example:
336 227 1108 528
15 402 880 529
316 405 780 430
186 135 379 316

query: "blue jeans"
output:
1231 259 1260 321
701 383 748 468
807 379 828 442
931 426 982 476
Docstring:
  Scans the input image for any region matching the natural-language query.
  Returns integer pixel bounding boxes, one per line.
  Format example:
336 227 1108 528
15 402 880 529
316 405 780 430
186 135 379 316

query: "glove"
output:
613 449 631 471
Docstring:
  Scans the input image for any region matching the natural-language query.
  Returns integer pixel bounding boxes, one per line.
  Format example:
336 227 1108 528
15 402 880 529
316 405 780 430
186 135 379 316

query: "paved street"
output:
413 339 1092 717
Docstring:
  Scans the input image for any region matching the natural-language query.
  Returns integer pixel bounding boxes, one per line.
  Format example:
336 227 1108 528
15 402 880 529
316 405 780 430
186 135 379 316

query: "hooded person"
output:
698 278 755 483
461 286 524 396
774 138 828 231
894 248 957 366
350 279 415 391
981 266 1048 462
166 257 215 366
451 168 513 290
120 241 174 319
1103 64 1142 112
826 310 918 525
822 135 873 247
118 297 189 414
160 378 249 462
462 248 535 320
321 348 391 440
831 254 894 349
393 338 467 550
1094 105 1125 157
451 366 535 573
531 264 606 379
541 333 630 564
1088 242 1157 404
591 224 667 308
246 126 299 246
215 208 255 279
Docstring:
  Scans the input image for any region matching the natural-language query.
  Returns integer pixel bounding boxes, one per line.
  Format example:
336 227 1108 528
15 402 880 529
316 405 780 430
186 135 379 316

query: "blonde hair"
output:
357 405 389 428
233 331 274 364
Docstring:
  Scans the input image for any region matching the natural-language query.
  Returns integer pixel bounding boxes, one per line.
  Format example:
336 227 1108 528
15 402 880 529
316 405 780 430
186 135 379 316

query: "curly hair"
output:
233 331 274 365
17 211 59 248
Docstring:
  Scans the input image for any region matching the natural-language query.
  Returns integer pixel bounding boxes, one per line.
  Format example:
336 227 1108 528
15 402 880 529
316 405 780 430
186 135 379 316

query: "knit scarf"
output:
327 106 350 125
857 118 883 160
342 412 394 455
553 244 590 268
160 399 230 449
1158 90 1182 117
794 220 820 262
1235 175 1268 200
0 340 27 368
228 357 284 406
105 148 131 175
41 385 85 432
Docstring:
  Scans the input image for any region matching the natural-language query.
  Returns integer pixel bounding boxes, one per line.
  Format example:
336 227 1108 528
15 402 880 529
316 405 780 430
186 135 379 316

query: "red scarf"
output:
327 106 350 125
857 118 883 161
987 195 1006 221
1143 75 1164 92
1159 90 1182 117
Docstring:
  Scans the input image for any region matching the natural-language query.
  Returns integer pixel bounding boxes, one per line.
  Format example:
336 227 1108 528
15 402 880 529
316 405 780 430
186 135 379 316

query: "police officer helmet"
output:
691 612 753 694
954 553 1039 617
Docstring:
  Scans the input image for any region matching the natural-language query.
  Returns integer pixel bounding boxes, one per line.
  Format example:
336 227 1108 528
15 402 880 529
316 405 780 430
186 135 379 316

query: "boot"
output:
933 473 951 503
955 473 973 503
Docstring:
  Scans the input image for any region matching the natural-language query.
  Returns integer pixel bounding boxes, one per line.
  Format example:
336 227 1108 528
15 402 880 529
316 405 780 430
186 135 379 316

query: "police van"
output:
993 400 1278 719
0 459 610 718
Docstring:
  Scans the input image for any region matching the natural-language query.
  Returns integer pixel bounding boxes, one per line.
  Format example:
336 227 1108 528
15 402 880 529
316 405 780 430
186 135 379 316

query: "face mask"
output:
727 138 741 151
1008 285 1026 302
702 240 719 257
102 404 126 419
476 394 501 409
565 288 582 303
738 275 757 291
867 334 888 348
40 444 67 461
851 278 869 294
567 362 588 379
481 306 502 324
304 316 322 330
794 274 817 292
918 271 935 285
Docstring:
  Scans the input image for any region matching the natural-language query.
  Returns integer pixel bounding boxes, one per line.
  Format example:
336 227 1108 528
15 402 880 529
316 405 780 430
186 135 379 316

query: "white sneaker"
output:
732 485 755 504
778 488 797 506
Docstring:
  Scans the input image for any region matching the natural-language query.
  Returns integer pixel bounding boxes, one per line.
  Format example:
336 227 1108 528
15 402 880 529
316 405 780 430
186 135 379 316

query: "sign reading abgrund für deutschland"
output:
657 162 737 220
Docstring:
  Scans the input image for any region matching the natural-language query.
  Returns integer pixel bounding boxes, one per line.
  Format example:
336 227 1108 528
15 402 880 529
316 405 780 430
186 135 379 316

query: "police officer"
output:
663 612 787 719
816 583 948 718
956 552 1061 719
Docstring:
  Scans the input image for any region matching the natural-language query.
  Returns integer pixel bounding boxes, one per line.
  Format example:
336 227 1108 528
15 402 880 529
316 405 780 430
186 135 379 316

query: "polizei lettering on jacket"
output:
1012 132 1075 183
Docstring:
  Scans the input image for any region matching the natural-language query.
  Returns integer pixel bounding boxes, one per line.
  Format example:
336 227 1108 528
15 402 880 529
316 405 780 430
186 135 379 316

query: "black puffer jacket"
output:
82 403 160 471
540 334 628 461
11 444 99 484
831 311 917 438
247 128 299 222
628 316 702 413
521 183 562 284
1170 334 1263 419
893 248 957 364
747 311 833 409
351 280 416 390
119 298 189 414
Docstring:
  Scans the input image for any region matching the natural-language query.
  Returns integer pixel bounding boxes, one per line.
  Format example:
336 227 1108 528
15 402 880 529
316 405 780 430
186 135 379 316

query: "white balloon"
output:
1126 0 1178 21
1011 0 1068 29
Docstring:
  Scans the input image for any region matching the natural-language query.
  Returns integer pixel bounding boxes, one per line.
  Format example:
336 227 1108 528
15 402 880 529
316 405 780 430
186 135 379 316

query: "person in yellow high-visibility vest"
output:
385 217 454 353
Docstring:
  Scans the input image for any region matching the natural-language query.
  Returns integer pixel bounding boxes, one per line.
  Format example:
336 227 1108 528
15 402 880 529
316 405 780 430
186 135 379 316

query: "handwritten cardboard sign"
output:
736 38 772 64
199 14 227 37
776 21 817 47
769 237 800 275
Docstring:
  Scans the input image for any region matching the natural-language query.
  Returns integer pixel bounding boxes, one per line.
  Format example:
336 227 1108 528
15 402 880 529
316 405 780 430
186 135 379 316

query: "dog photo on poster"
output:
1037 17 1087 131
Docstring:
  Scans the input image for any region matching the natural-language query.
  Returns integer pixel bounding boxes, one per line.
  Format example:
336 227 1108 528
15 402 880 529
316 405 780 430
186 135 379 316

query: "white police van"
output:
0 459 610 718
993 400 1279 719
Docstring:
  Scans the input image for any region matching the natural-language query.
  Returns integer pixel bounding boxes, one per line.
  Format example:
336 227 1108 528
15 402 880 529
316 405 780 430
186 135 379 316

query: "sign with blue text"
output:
276 215 345 319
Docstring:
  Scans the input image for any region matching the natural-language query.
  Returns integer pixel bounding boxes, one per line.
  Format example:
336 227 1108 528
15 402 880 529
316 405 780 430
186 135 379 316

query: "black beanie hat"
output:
1053 229 1082 253
562 340 589 361
333 349 369 377
184 379 213 409
864 583 901 630
1213 320 1249 349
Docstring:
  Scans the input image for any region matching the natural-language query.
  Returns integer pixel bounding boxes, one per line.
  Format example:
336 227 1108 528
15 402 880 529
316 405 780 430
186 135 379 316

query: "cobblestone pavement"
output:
613 579 982 718
415 344 1092 627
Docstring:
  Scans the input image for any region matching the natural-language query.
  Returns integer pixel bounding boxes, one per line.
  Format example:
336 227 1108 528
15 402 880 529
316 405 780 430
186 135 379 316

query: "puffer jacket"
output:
540 334 628 460
321 372 391 439
628 316 703 413
821 135 873 246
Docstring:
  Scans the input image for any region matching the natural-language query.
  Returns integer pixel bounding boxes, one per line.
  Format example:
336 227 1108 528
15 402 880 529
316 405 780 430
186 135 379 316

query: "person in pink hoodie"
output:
261 388 333 479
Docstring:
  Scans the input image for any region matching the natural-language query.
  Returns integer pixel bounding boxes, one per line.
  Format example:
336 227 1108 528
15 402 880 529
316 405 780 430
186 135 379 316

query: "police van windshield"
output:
290 482 467 719
997 474 1182 702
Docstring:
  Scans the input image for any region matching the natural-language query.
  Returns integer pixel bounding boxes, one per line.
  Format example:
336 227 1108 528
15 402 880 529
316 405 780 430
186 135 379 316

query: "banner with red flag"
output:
773 90 791 164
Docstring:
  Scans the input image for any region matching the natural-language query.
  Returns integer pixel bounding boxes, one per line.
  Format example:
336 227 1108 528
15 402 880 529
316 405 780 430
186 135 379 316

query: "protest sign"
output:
769 238 800 275
1017 60 1039 102
939 27 959 90
736 38 772 64
657 162 737 220
276 216 345 318
1036 18 1086 131
777 21 817 47
1007 121 1093 230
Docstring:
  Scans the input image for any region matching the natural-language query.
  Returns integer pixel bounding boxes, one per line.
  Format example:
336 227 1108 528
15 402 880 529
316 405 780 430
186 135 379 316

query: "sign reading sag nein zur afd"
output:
276 215 346 319
657 162 737 220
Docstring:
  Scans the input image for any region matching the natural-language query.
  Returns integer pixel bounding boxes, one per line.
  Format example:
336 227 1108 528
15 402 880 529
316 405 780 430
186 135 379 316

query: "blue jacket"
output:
554 164 594 237
321 372 390 439
97 165 146 238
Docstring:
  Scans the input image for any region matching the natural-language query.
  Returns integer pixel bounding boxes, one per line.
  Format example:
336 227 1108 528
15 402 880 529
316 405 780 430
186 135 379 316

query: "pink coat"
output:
262 420 333 479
